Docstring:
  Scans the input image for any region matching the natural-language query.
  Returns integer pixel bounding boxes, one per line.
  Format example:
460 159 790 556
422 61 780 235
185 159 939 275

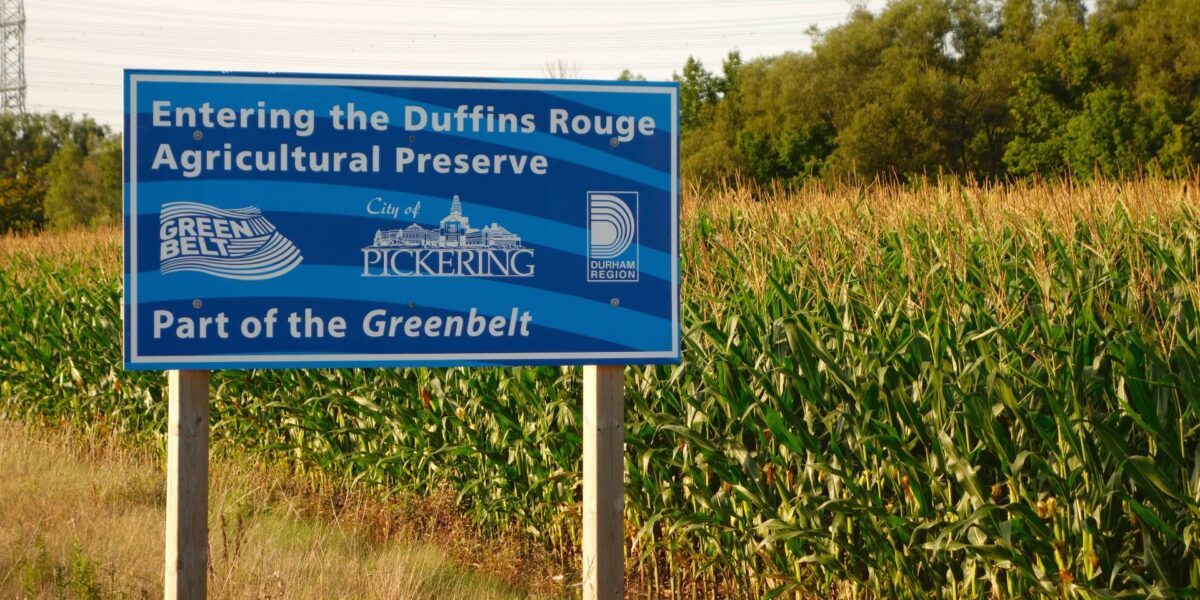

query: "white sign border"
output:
126 72 679 367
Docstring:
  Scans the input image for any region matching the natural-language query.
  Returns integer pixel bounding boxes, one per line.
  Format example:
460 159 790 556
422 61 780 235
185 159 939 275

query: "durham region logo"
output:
587 191 639 282
362 195 534 277
159 202 303 280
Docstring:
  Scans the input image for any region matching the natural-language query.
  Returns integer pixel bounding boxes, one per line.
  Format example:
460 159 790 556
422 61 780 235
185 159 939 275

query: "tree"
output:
0 112 113 232
719 51 742 97
815 0 964 177
1003 74 1073 176
673 56 721 131
544 59 581 79
0 168 46 232
677 0 1200 184
42 141 90 230
617 69 646 82
42 135 121 230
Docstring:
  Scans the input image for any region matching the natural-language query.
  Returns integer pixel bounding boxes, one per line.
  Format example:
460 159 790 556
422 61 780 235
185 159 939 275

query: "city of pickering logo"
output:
362 195 535 277
159 201 303 280
587 191 639 282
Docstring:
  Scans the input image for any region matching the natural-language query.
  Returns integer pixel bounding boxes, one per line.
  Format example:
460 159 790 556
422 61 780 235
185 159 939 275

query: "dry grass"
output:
0 421 548 599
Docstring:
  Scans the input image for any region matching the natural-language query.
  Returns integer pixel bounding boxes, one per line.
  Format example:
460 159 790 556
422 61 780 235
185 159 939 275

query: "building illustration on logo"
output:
587 191 639 282
362 195 534 277
158 201 303 280
370 195 523 250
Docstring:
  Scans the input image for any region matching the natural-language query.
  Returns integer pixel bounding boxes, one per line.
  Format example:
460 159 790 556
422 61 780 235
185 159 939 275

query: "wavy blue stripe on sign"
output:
401 99 668 187
135 296 641 356
358 86 674 158
136 179 675 280
138 210 674 319
540 90 676 135
136 265 672 350
133 82 671 190
381 87 669 179
133 78 674 138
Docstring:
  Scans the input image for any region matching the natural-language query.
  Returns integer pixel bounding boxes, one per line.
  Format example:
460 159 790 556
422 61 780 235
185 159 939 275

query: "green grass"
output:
2 177 1199 598
11 538 104 600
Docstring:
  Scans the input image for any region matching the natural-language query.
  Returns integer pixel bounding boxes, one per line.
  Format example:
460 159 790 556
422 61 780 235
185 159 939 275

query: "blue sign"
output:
123 70 679 370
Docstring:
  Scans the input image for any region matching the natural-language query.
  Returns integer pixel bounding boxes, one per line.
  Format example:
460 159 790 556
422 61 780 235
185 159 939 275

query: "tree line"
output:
0 113 120 233
3 0 1196 233
672 0 1200 183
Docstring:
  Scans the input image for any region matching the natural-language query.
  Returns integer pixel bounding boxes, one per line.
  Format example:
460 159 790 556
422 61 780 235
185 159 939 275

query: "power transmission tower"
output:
0 0 26 114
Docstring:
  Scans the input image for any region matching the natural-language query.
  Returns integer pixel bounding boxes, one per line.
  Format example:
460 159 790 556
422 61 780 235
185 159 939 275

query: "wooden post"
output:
165 370 209 600
582 364 625 600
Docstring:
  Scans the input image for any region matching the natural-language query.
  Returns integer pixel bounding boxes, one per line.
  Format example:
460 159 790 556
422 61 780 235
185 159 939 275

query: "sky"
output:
22 0 887 128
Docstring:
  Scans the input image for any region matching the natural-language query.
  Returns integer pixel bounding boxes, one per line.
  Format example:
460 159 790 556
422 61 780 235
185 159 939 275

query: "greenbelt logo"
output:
159 202 303 280
362 195 535 277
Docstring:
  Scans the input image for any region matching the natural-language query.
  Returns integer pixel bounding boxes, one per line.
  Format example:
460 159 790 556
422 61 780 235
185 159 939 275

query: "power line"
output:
24 0 879 125
0 0 25 113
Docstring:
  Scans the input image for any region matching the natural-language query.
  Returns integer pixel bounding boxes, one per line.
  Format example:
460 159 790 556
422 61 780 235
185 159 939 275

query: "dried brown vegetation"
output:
0 421 552 599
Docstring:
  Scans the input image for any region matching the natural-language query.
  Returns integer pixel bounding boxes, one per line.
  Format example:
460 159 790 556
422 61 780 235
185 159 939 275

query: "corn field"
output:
2 178 1199 598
